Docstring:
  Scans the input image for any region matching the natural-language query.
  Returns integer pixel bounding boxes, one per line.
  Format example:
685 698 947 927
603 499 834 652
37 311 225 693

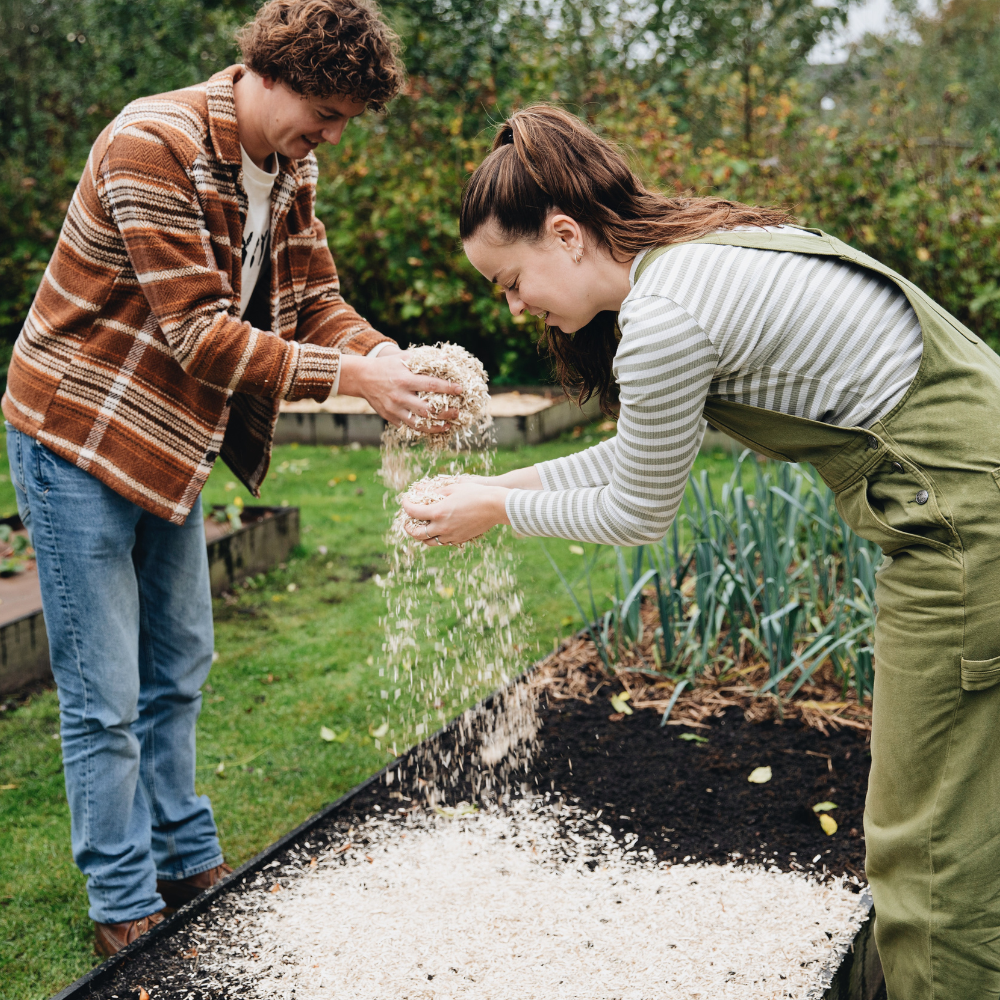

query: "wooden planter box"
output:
0 507 299 698
203 505 300 597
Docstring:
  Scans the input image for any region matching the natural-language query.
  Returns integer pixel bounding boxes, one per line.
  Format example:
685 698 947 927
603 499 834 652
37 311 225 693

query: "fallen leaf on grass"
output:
610 691 633 715
748 766 772 784
371 722 389 738
435 585 455 599
812 801 838 813
819 814 838 836
678 733 708 744
320 726 336 742
347 473 357 482
0 783 17 791
569 545 585 555
215 762 226 778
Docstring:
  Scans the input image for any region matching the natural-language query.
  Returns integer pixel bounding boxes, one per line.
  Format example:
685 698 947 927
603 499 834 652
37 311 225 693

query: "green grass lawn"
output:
0 421 738 999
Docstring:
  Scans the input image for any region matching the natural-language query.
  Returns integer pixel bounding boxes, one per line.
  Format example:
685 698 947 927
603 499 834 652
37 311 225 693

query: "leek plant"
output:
546 451 880 702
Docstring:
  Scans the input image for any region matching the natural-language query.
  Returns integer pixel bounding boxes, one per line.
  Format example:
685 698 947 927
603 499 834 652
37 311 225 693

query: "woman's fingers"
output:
399 483 510 546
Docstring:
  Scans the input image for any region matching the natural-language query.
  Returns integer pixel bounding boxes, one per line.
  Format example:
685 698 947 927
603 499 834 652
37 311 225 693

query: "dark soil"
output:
534 699 869 879
67 696 873 1000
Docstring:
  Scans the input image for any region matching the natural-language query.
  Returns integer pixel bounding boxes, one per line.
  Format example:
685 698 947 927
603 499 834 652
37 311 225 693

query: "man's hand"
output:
401 482 511 546
338 350 461 432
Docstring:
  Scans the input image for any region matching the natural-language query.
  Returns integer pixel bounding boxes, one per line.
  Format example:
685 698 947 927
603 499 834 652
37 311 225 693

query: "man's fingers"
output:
408 375 463 396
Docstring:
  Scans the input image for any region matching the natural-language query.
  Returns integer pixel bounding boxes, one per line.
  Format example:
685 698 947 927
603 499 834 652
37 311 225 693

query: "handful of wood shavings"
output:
386 342 491 453
391 474 486 546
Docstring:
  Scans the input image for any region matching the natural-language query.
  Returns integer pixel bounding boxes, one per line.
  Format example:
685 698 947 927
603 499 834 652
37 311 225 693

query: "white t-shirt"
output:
239 145 278 318
237 146 390 395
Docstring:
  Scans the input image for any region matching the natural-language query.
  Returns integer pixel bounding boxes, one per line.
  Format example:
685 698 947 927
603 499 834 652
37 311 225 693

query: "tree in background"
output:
0 0 998 382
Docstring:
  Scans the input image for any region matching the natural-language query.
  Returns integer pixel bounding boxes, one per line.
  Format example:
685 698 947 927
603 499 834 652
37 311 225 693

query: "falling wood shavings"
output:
379 343 492 491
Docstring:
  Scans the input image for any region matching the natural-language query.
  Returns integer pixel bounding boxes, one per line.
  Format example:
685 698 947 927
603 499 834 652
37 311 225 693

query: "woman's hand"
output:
338 350 461 432
402 482 512 546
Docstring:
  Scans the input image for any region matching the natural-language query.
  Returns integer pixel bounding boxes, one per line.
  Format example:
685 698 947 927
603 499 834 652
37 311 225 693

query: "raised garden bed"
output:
51 656 885 1000
0 507 299 698
276 388 604 449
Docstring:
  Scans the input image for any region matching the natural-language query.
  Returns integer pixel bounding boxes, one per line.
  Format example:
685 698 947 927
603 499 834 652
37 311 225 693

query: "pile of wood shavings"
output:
200 798 868 1000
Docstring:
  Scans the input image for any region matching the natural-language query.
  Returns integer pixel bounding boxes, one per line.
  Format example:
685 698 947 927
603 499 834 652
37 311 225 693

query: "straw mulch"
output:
533 600 873 737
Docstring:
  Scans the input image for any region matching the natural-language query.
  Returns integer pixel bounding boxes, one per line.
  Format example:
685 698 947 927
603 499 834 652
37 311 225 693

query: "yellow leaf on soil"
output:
820 813 838 836
610 691 633 715
812 801 838 813
748 766 772 784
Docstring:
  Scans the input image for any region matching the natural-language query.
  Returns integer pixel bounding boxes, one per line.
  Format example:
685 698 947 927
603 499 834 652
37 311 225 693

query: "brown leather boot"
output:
94 910 165 956
156 862 233 912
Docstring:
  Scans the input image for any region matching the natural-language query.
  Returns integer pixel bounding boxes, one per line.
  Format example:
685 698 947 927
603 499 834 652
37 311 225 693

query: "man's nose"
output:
322 121 347 145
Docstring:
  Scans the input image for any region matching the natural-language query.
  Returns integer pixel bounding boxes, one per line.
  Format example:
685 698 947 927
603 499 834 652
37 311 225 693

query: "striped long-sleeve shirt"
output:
504 229 923 545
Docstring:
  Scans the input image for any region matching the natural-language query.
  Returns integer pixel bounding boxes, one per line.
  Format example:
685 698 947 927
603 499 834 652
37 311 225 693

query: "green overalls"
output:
638 229 1000 999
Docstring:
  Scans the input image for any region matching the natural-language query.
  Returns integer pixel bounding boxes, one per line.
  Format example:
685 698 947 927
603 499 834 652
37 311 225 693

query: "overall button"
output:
892 461 905 473
915 489 929 505
866 435 879 451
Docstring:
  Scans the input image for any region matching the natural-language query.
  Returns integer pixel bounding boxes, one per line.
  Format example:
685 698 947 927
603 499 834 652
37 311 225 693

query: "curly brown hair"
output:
237 0 404 111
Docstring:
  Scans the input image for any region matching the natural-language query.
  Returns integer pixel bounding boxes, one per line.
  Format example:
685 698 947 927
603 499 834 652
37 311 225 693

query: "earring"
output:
574 246 584 263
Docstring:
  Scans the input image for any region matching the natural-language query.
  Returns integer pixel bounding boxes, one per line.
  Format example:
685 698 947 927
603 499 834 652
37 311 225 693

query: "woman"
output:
403 105 1000 998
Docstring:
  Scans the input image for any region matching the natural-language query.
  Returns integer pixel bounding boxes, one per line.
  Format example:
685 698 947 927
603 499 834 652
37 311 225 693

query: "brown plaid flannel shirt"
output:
3 65 392 523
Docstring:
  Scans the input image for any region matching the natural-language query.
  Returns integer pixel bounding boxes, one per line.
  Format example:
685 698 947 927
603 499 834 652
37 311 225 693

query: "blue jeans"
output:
7 426 223 923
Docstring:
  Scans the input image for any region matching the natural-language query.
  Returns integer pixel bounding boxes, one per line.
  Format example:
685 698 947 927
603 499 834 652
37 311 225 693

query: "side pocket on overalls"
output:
961 469 1000 690
836 473 959 560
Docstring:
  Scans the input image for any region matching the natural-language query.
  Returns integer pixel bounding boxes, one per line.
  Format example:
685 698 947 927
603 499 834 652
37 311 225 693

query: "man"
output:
2 0 457 955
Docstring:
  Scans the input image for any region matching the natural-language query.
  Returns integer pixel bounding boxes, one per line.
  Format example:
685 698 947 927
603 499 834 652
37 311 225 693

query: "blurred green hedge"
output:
1 0 997 385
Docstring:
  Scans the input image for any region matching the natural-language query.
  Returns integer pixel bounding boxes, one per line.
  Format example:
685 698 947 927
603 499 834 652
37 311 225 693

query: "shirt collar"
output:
206 65 300 180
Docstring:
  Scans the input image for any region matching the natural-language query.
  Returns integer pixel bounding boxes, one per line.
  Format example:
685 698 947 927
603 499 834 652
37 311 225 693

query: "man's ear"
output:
261 74 277 91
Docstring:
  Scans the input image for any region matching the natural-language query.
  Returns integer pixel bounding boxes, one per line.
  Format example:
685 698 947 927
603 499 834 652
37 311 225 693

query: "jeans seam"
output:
136 570 172 861
34 445 94 849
